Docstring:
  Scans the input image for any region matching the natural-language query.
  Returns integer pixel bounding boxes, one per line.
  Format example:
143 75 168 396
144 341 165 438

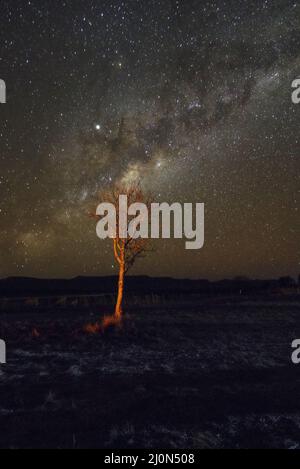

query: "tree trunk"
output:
115 261 125 320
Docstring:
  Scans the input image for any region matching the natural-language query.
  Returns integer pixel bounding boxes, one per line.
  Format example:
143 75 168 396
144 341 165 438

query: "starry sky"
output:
0 0 299 280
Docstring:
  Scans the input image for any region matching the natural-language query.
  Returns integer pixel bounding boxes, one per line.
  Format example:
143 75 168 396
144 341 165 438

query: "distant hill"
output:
0 275 295 298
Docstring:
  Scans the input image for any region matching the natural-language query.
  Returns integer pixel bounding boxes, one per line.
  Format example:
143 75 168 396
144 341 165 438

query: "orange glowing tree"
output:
93 184 152 323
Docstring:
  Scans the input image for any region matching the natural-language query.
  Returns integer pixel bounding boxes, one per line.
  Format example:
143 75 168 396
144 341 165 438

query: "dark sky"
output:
0 0 299 279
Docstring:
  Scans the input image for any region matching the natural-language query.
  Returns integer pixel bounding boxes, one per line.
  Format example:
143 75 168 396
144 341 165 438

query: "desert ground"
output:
0 295 300 449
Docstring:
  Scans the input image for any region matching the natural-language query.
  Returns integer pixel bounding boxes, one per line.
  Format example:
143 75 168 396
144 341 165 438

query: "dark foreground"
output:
0 296 300 449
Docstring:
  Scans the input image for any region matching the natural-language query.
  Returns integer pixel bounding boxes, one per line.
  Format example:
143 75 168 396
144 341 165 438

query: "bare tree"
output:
92 183 152 323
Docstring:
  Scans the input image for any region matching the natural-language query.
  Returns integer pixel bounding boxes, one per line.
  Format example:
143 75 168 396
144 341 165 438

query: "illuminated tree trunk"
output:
115 247 125 320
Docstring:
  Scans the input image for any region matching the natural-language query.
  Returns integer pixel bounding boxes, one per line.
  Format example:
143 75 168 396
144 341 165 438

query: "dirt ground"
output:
0 296 300 449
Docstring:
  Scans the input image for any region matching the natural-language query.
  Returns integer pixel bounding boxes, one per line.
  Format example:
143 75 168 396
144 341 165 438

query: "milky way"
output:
0 0 299 279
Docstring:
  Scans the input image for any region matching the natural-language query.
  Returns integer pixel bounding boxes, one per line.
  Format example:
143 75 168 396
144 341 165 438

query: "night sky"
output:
0 0 299 280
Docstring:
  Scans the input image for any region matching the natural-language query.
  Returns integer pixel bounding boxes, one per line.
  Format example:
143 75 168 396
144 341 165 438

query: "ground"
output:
0 296 300 449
